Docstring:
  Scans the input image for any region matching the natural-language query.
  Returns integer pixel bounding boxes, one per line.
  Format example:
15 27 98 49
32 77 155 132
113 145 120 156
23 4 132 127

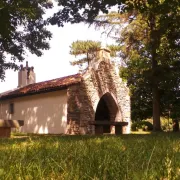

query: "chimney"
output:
18 61 36 88
27 67 36 85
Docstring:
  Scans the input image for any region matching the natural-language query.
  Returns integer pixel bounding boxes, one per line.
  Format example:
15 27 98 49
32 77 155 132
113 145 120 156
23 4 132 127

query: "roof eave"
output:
0 82 81 101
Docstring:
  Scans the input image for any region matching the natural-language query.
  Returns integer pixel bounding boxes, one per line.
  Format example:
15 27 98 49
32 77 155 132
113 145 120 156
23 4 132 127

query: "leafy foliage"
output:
0 0 53 80
131 121 153 131
91 2 180 129
70 40 101 56
48 0 124 26
118 11 180 121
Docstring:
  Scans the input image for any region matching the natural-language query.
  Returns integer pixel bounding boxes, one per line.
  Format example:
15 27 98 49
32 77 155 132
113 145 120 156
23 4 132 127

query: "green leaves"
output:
0 0 52 81
86 1 180 122
49 0 122 26
69 40 101 70
70 40 101 56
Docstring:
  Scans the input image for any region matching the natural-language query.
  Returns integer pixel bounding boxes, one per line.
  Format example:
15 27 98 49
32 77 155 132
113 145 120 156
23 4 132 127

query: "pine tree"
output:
69 40 121 71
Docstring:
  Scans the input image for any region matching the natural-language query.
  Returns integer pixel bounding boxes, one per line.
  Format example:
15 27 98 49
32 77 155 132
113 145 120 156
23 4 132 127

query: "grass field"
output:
0 133 180 180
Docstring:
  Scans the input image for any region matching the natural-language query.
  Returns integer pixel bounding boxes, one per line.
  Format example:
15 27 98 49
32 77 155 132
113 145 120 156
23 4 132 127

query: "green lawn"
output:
0 133 180 180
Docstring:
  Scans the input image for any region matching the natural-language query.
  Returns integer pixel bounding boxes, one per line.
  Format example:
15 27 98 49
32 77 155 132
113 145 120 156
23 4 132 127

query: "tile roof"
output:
0 74 82 100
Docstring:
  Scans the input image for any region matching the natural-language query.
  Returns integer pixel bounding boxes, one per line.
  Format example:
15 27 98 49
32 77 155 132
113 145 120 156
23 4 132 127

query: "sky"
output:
0 5 107 93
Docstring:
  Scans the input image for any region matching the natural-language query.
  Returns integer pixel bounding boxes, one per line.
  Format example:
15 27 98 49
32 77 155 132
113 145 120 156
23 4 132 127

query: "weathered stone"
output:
66 49 131 135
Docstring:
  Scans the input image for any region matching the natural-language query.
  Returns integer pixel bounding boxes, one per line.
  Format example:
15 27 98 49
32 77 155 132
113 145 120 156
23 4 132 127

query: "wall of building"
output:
0 90 67 134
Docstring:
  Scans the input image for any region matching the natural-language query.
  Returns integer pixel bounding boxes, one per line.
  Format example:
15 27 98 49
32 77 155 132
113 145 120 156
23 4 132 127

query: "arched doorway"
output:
95 92 119 134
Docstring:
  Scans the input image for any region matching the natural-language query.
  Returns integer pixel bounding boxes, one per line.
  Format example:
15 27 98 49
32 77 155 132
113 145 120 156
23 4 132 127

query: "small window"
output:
9 103 14 114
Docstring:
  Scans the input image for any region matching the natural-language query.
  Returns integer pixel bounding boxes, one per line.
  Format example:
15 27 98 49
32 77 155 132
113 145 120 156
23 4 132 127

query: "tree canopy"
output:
92 5 180 127
0 0 53 80
48 0 122 26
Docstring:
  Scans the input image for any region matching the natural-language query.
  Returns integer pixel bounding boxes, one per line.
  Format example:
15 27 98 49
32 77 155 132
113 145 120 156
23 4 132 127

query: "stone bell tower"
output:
18 61 36 88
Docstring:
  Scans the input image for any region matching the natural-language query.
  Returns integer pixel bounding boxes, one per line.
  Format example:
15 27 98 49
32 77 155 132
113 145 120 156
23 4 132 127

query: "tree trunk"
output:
87 52 89 65
150 14 162 131
152 82 161 131
152 55 161 131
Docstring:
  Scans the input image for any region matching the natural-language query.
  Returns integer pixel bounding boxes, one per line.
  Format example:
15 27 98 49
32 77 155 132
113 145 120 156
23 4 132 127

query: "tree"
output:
70 40 101 70
94 9 180 129
120 9 180 128
0 0 53 81
69 40 121 71
120 56 180 122
48 0 123 26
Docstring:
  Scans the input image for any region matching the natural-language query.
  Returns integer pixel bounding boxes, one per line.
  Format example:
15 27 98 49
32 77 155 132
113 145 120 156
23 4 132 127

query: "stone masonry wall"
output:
66 60 131 134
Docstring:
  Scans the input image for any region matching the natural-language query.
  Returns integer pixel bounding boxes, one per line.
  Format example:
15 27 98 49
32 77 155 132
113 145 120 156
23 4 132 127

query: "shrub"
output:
131 121 153 131
131 122 139 131
160 117 173 132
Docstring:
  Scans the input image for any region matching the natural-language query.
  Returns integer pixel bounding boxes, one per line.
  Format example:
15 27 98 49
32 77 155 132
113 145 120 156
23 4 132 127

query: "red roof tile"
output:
0 74 82 100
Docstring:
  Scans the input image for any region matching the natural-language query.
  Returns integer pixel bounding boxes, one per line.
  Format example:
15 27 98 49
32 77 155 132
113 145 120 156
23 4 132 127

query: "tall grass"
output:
0 133 180 179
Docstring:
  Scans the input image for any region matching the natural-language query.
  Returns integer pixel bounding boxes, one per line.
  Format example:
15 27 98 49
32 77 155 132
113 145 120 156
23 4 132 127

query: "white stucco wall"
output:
0 90 68 134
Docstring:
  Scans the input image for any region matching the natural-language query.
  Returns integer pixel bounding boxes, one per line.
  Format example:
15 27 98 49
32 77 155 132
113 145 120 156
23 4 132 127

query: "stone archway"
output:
94 92 120 134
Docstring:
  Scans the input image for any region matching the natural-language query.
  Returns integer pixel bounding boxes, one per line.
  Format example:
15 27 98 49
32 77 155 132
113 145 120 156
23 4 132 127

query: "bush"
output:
131 122 139 131
131 121 153 131
160 117 173 132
